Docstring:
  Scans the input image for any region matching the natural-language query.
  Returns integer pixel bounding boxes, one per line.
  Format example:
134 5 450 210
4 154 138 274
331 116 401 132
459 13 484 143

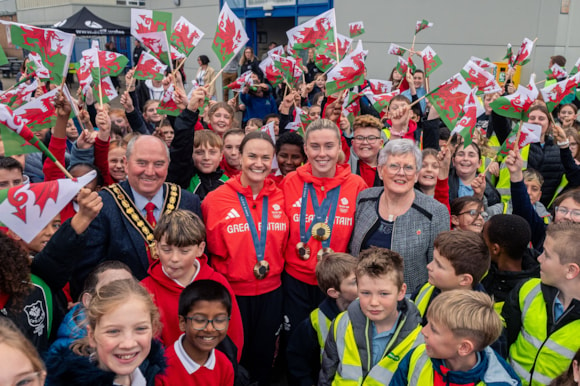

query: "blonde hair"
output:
154 209 206 247
0 318 45 374
72 279 161 356
427 290 502 351
353 115 382 132
194 130 223 151
305 118 341 143
316 253 358 293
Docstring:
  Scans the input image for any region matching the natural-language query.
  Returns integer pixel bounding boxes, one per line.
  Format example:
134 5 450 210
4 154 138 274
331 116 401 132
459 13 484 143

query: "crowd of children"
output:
2 38 580 386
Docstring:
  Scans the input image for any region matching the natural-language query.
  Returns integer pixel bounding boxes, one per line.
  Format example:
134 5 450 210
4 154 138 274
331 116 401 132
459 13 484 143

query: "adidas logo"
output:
225 208 241 220
292 198 302 208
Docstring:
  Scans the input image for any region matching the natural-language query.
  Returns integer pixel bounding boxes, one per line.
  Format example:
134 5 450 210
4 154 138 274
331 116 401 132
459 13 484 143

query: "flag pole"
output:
207 54 237 89
0 73 35 96
409 93 428 108
482 154 498 176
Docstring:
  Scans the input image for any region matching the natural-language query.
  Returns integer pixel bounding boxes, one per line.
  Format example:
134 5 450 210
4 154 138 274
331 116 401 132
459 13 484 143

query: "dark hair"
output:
68 162 104 188
263 113 281 123
550 55 566 67
82 260 132 299
439 126 451 141
239 130 275 154
198 55 210 65
552 187 580 210
453 141 482 159
484 214 531 260
0 156 23 173
154 209 206 247
179 280 232 317
549 348 580 385
0 232 33 312
276 132 305 158
450 196 484 217
414 69 424 75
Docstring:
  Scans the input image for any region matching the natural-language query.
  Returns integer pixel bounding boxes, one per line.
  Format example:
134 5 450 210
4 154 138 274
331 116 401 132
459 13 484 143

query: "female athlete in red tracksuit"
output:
202 131 289 386
280 119 367 339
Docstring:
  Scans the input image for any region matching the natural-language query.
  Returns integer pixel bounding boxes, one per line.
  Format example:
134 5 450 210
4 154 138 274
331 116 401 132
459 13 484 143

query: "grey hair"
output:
305 118 341 143
126 135 170 161
378 139 422 172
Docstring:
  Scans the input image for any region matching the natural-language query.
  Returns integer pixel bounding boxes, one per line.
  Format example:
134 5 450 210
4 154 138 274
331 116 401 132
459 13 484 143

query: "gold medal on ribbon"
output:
317 247 334 261
311 222 331 241
253 261 269 280
296 242 311 260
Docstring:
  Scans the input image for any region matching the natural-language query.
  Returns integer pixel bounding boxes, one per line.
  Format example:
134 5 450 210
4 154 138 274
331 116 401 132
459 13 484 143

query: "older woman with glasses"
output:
350 139 450 294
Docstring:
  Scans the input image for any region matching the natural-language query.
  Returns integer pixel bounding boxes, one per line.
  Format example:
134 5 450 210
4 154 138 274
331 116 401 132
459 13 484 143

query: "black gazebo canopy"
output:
53 6 130 36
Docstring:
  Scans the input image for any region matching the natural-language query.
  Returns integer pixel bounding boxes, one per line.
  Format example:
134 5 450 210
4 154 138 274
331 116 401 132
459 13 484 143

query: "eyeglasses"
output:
458 209 489 220
185 315 230 331
12 371 43 386
570 142 578 147
555 206 580 221
353 135 380 144
385 163 416 176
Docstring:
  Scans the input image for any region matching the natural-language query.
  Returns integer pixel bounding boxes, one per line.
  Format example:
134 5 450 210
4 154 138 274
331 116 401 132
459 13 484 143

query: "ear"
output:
81 293 92 308
489 242 501 256
397 283 407 301
87 325 97 348
377 165 384 181
458 274 474 288
566 263 580 280
457 338 475 357
196 241 206 257
179 315 187 332
451 215 460 227
327 288 340 300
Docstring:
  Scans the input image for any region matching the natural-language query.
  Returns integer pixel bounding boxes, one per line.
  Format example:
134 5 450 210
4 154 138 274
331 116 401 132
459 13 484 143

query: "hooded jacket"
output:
280 163 367 285
202 175 289 296
141 256 244 360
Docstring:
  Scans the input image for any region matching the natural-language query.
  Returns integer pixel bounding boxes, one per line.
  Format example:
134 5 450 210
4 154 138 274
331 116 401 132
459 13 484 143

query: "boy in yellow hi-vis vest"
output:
390 290 520 385
319 247 423 385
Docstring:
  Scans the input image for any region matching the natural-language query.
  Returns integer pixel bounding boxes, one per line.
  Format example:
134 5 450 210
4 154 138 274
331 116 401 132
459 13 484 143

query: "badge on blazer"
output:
311 222 331 241
253 261 269 280
296 242 311 260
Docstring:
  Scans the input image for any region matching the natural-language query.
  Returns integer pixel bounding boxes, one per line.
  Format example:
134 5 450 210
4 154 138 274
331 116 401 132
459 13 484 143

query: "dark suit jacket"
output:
71 180 201 299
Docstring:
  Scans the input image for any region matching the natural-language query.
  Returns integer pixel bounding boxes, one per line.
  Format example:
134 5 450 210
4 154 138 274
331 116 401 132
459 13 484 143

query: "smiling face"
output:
357 273 406 331
27 214 61 253
158 236 205 285
179 300 229 362
452 144 481 180
89 297 152 378
528 109 549 136
125 136 169 200
559 105 577 127
379 152 418 196
240 138 274 188
413 72 425 89
451 202 485 233
223 133 244 169
277 143 304 176
193 144 222 174
66 119 79 141
352 127 383 165
143 102 161 124
418 154 440 189
108 146 127 182
305 128 340 178
210 108 233 136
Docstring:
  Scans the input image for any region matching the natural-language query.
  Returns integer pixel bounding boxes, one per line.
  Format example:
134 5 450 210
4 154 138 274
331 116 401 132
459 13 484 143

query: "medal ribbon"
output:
299 183 341 248
237 193 268 262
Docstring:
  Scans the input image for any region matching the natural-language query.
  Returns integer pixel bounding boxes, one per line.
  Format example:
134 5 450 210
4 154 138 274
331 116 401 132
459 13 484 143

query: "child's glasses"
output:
185 315 231 331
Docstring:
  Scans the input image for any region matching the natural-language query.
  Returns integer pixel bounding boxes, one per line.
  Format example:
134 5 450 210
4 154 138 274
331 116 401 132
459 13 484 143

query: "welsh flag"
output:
513 37 534 67
388 43 407 56
0 44 7 66
368 79 392 94
287 9 336 50
326 40 367 95
317 33 352 61
27 52 50 80
544 63 567 80
134 51 167 81
415 19 433 34
503 44 514 66
138 31 171 67
267 45 286 58
408 56 417 74
540 73 580 112
426 73 472 130
490 74 539 120
0 79 38 108
395 56 408 76
497 122 542 160
212 3 249 67
261 121 277 144
364 89 401 113
259 57 284 87
285 106 311 136
97 50 129 77
460 60 502 95
470 56 496 71
225 70 254 92
420 46 442 77
342 90 362 124
348 21 365 38
157 84 180 116
0 171 96 243
14 88 59 131
92 76 118 104
272 54 297 85
7 23 74 83
170 46 186 62
77 48 97 98
451 88 485 148
570 57 580 76
170 16 204 58
314 52 336 73
131 8 172 41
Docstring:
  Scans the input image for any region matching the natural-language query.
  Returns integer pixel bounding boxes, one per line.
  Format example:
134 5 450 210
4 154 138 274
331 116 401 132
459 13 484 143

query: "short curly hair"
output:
0 232 32 312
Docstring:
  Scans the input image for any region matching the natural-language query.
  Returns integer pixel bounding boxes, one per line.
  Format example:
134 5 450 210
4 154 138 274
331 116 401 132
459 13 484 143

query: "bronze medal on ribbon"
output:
253 261 269 280
296 242 311 260
311 222 331 241
317 247 334 261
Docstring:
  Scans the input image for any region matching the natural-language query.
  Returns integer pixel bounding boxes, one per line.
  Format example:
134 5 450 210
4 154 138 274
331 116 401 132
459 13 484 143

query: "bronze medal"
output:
296 242 311 260
317 247 334 261
253 261 269 280
311 222 331 241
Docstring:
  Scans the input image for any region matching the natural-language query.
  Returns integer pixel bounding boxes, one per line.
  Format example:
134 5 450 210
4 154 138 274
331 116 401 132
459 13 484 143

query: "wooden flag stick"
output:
172 57 187 79
411 34 417 53
482 154 498 176
409 93 428 108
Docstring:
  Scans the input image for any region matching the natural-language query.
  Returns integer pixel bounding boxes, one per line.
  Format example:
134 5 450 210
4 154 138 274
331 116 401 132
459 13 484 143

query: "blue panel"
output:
245 18 258 53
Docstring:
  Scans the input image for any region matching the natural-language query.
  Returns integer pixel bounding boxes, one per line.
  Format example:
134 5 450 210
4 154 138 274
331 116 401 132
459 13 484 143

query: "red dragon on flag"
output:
212 3 249 67
134 51 167 81
286 9 336 50
170 16 204 58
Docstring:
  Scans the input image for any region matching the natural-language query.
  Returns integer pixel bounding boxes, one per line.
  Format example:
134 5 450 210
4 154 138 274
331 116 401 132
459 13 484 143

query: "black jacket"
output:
527 138 564 207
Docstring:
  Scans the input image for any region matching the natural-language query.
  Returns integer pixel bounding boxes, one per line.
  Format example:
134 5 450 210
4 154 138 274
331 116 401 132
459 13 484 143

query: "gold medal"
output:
317 247 334 261
311 222 331 241
296 242 311 260
253 261 269 280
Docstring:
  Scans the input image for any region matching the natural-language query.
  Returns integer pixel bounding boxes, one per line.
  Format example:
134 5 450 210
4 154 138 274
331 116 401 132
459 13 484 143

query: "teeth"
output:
117 353 136 360
201 336 216 341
